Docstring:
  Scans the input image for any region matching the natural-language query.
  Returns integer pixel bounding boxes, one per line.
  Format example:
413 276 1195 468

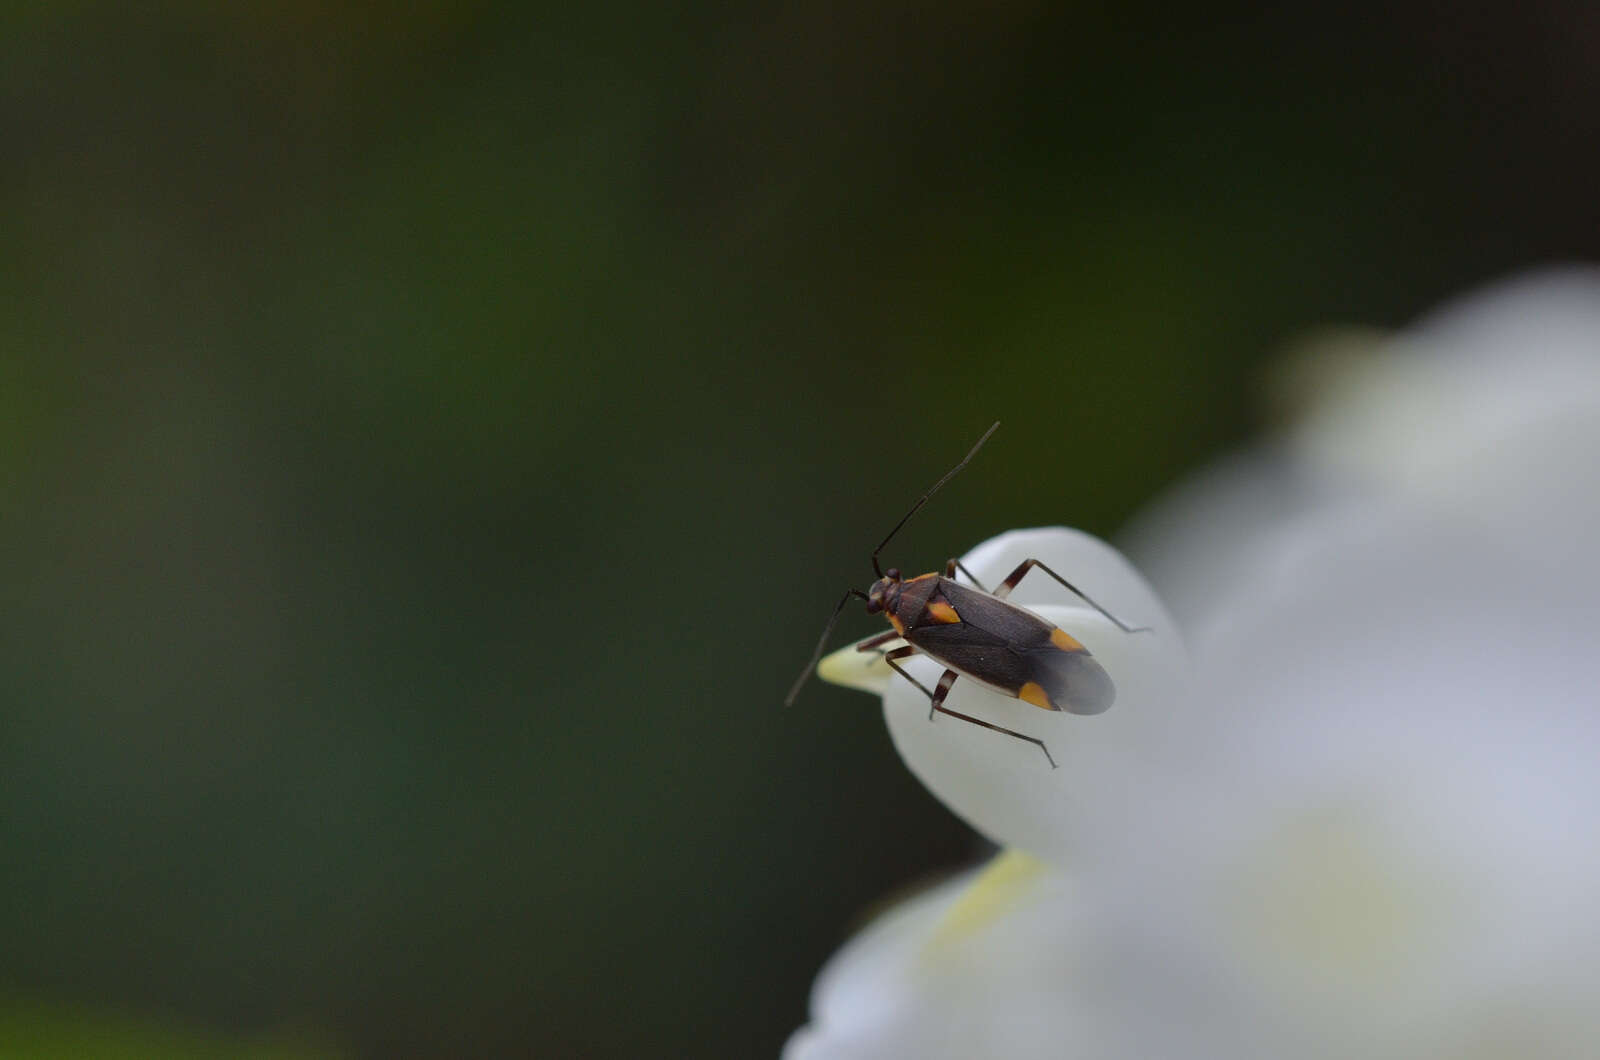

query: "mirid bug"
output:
784 422 1150 767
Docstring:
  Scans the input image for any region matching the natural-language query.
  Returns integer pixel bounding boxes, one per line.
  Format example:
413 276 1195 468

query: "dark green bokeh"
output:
3 4 1598 1057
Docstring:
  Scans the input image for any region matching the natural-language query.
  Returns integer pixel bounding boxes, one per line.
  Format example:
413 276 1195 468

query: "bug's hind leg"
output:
991 558 1152 635
934 702 1057 769
882 650 1056 768
943 558 988 593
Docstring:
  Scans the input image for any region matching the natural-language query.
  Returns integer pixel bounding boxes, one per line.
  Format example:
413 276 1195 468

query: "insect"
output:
783 422 1150 767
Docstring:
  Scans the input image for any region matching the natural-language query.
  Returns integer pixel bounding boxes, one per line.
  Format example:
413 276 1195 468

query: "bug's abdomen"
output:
906 599 1117 716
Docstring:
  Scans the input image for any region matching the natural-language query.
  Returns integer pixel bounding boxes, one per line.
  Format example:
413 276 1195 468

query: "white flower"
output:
788 268 1600 1060
817 527 1188 862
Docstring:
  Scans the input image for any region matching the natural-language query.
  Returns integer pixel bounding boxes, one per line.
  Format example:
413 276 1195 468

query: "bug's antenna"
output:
870 421 1000 577
785 588 871 707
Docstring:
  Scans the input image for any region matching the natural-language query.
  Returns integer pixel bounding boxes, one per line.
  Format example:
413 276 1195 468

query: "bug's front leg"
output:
882 648 1057 768
854 629 903 654
991 558 1152 634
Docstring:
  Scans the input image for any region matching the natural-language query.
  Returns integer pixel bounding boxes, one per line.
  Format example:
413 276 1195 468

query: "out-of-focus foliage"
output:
0 1000 337 1060
2 3 1598 1057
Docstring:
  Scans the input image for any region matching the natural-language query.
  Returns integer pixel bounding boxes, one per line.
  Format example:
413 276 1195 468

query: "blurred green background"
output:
3 4 1598 1057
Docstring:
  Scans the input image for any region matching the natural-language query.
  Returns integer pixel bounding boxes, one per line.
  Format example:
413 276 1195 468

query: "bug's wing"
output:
1020 642 1116 715
914 583 1117 715
906 620 1038 696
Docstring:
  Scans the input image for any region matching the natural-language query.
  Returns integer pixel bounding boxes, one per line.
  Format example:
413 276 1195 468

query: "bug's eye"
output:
864 598 882 613
885 567 900 580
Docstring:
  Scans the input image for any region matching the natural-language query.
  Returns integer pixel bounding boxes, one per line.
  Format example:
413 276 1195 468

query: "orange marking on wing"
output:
927 600 961 624
1050 628 1086 652
1018 681 1056 711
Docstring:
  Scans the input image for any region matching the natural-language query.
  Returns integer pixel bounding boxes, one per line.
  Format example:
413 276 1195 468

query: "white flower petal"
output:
796 270 1600 1060
816 636 899 696
1079 500 1600 1059
785 851 1106 1060
1129 268 1600 632
1119 446 1317 632
1289 268 1600 502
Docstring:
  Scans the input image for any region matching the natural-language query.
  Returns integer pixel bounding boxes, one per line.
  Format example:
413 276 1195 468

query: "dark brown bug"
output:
784 422 1150 767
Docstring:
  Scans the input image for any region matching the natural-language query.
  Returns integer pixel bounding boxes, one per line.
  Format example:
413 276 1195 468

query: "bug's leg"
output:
990 558 1152 634
882 648 936 699
855 629 903 653
883 654 1057 768
927 667 959 721
879 650 960 720
933 703 1057 769
943 558 988 593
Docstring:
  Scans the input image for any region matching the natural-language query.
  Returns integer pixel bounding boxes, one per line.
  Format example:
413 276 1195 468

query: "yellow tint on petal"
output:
924 848 1047 959
817 636 899 695
1229 803 1444 990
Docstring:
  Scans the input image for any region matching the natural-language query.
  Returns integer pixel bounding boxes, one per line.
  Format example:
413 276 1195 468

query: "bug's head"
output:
865 568 902 614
